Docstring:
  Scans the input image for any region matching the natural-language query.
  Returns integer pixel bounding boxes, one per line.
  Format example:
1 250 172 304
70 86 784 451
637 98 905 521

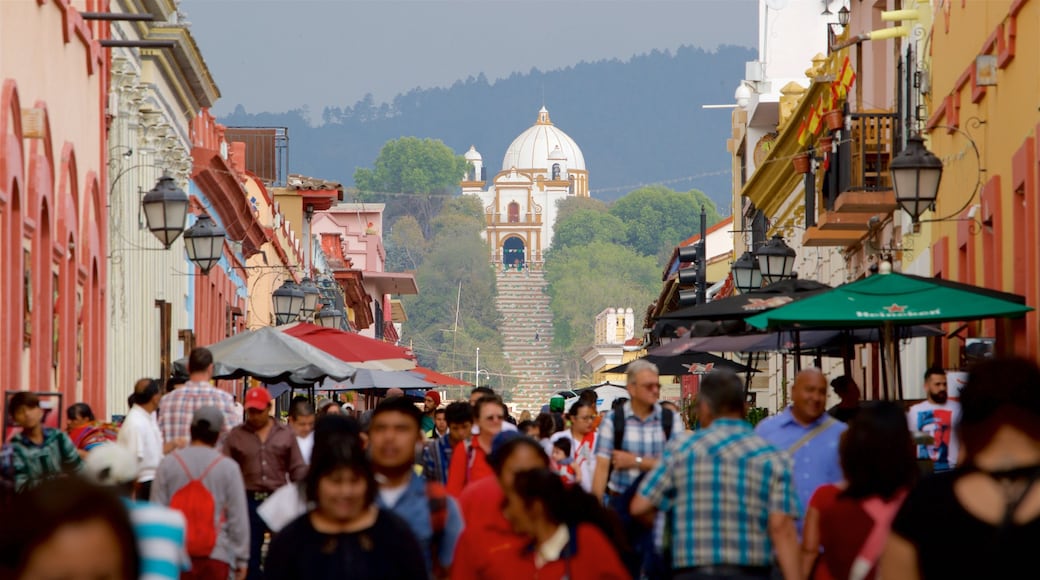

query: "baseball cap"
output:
192 405 225 434
244 386 273 410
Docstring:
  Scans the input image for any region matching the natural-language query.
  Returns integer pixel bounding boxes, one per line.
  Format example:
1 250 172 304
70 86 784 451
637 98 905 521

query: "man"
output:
6 391 82 492
421 401 473 485
153 407 249 580
633 370 801 580
286 400 315 464
159 347 241 446
224 386 306 580
421 390 441 437
907 367 961 472
432 408 449 439
118 378 180 501
592 359 676 577
827 375 861 423
755 368 846 523
368 397 464 577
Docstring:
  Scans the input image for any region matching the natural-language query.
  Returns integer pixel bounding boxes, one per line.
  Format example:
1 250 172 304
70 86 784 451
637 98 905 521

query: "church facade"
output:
461 107 589 269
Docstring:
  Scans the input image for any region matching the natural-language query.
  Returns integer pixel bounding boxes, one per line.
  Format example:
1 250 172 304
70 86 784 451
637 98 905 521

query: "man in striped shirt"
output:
6 391 82 492
633 370 801 580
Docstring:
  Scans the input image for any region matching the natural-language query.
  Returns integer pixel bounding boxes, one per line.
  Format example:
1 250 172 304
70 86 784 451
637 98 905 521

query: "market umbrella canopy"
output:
411 366 471 386
658 279 832 322
279 322 417 370
604 352 758 376
320 369 435 391
173 327 356 386
745 272 1032 330
650 325 944 357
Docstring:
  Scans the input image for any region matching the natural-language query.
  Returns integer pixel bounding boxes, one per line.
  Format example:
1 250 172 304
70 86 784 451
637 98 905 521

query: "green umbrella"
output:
745 271 1032 399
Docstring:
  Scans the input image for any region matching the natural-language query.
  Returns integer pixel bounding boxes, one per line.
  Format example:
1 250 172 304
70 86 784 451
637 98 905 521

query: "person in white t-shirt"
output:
118 378 182 501
907 367 961 471
288 399 316 463
548 399 598 492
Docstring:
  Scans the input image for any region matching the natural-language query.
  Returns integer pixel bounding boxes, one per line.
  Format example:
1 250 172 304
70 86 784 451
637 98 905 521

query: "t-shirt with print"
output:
907 400 961 471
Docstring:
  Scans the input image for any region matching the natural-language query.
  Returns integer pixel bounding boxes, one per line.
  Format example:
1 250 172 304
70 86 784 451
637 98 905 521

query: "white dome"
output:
501 107 586 172
464 145 482 161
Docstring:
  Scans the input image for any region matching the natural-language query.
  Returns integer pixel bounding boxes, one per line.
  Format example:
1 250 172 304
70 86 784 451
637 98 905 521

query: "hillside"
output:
219 44 754 207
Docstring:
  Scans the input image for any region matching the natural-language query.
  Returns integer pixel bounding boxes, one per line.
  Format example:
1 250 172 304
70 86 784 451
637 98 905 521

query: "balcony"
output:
803 110 900 247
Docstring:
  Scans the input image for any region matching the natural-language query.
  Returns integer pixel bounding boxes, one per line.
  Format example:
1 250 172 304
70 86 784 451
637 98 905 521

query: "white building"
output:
462 107 590 268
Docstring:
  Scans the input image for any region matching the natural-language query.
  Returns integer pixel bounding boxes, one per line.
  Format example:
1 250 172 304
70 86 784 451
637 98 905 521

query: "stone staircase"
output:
495 268 564 412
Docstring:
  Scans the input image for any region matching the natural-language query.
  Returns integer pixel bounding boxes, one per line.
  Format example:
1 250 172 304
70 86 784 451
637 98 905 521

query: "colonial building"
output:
462 107 590 269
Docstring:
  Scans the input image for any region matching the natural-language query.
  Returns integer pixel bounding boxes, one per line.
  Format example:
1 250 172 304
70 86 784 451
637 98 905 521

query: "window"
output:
508 202 520 223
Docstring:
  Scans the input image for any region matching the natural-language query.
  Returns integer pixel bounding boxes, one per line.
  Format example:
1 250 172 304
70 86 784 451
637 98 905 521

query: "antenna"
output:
541 83 545 108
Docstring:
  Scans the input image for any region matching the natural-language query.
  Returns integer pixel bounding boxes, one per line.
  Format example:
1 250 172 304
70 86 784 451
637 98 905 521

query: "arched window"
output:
508 201 520 223
551 164 561 180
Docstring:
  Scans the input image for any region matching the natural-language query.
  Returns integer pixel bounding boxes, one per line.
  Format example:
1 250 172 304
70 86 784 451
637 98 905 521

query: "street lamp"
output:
891 134 944 224
731 250 763 294
272 279 305 325
837 5 850 27
141 172 189 249
182 214 226 275
756 234 796 285
299 277 320 321
315 306 345 329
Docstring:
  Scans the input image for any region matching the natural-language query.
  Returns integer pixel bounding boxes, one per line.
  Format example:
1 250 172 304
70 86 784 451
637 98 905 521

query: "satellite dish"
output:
765 0 788 10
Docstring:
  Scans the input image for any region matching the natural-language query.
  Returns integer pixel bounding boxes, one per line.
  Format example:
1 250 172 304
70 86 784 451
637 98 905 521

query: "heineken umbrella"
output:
604 352 758 376
745 271 1032 398
650 325 944 357
744 272 1031 329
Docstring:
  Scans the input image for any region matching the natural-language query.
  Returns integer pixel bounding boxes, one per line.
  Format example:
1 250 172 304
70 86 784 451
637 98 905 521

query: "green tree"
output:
551 209 628 253
385 215 426 271
555 196 608 223
608 185 722 260
354 137 470 237
543 241 660 360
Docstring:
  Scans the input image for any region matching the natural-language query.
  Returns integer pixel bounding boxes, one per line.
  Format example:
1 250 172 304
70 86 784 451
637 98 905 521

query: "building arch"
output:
502 235 526 267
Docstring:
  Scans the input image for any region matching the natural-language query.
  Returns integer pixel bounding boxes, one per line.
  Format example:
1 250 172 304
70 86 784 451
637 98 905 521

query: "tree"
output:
385 216 426 271
608 185 723 260
555 196 608 224
543 241 660 360
354 137 470 237
551 209 628 253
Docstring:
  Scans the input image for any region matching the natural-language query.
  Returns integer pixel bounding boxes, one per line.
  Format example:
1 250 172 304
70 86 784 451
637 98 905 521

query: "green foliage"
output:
543 241 660 360
555 196 608 224
551 209 628 253
354 137 470 237
608 185 723 260
385 216 427 271
400 198 512 393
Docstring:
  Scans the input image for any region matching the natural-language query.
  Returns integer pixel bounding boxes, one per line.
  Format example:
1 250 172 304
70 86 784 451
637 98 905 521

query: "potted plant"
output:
818 135 834 153
792 152 812 174
824 108 845 131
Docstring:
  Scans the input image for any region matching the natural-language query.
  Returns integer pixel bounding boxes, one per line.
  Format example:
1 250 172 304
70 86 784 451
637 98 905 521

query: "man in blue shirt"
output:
755 368 846 523
633 370 801 579
368 397 464 578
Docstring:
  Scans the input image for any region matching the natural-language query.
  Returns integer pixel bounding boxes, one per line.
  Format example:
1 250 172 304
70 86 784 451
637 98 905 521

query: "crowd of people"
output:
1 346 1040 579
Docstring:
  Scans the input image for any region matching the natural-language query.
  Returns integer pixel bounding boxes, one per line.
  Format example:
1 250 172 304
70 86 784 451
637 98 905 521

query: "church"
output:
461 107 590 268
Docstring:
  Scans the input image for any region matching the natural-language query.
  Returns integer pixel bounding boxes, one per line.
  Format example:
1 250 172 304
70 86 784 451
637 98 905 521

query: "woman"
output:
452 435 552 579
499 467 628 579
67 402 118 458
549 400 598 492
801 401 917 580
881 358 1040 579
264 423 426 579
0 477 140 579
446 395 506 496
316 398 343 418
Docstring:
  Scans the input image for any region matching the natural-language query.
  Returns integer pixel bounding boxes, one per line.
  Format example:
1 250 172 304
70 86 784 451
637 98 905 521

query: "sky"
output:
180 0 759 118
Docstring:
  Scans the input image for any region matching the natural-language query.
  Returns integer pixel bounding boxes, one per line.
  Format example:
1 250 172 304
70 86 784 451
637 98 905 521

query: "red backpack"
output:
169 453 224 557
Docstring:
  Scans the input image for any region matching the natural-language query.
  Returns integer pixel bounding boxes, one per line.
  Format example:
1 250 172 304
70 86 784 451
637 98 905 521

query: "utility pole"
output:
475 347 480 388
697 205 707 305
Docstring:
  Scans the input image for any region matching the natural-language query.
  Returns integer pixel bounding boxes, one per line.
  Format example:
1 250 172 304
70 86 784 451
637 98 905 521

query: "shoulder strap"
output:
198 456 224 481
172 452 222 482
788 416 837 455
662 408 674 441
172 452 194 479
613 407 626 451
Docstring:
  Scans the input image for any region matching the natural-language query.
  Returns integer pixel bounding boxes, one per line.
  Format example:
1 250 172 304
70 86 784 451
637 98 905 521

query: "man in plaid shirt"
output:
159 347 241 446
632 370 801 579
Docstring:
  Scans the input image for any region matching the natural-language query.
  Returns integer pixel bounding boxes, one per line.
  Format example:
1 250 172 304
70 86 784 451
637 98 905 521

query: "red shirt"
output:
809 484 906 580
452 477 528 579
461 523 629 580
446 440 494 497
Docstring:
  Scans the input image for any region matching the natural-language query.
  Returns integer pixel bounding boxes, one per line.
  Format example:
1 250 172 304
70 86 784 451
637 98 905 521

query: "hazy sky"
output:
180 0 758 117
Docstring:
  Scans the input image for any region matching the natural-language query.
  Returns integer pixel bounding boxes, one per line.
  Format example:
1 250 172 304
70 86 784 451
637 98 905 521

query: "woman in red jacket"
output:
499 467 629 580
446 395 505 496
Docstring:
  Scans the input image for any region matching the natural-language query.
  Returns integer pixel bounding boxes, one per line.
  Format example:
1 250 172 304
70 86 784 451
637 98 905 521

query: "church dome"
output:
501 107 586 172
464 145 482 161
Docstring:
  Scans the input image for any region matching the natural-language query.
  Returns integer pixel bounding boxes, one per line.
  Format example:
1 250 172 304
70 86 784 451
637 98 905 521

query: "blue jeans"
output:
607 492 657 578
246 495 269 580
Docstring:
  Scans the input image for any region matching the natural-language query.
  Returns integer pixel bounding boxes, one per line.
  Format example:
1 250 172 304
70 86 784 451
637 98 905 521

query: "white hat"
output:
83 443 139 486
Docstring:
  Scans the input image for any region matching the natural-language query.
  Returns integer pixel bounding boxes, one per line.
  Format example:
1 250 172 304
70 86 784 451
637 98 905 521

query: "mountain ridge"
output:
219 44 755 206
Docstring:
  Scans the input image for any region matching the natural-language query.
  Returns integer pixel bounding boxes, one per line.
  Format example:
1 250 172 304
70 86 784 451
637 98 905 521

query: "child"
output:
551 438 580 485
6 391 83 492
